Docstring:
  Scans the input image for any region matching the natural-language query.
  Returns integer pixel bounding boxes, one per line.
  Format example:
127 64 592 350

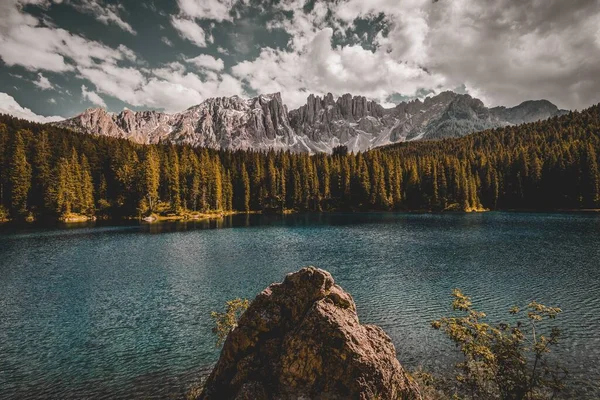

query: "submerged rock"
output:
198 267 422 400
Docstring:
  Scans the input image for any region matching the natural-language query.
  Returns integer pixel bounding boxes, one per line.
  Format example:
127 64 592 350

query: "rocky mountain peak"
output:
54 91 567 153
197 267 423 400
491 99 567 125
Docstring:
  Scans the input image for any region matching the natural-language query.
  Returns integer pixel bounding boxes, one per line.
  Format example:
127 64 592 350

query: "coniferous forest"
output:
0 104 599 222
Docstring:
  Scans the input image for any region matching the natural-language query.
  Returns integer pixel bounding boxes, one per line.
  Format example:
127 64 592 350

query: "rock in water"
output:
198 267 422 400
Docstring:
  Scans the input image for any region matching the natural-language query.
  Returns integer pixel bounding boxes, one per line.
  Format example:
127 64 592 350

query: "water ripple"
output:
0 212 599 398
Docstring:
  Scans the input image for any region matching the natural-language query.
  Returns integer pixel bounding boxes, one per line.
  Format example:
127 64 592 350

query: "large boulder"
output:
198 267 423 400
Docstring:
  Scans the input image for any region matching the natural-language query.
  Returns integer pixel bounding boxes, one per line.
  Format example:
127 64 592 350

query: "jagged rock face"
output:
289 91 567 149
55 91 566 154
198 267 422 400
57 93 311 152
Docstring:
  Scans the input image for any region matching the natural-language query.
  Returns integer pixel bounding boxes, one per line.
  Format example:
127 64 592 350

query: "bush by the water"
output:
431 290 566 400
210 298 249 347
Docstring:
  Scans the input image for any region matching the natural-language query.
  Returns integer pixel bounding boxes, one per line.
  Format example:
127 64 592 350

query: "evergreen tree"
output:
32 130 53 214
54 157 72 215
167 147 181 211
8 131 32 217
141 147 160 212
80 155 95 215
582 144 600 207
241 163 251 212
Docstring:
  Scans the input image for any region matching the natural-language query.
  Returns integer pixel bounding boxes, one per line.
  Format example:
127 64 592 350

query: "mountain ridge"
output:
54 91 568 153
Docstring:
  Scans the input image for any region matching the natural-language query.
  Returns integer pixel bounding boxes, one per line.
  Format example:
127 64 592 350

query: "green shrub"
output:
0 205 8 221
432 289 567 400
211 298 249 347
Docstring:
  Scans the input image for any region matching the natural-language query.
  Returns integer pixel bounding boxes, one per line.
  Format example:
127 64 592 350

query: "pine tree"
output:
8 131 32 217
582 144 600 207
141 147 160 212
80 155 95 215
189 152 201 211
241 163 251 212
212 158 223 210
54 157 72 215
32 131 53 214
167 147 181 211
223 170 233 211
69 148 83 213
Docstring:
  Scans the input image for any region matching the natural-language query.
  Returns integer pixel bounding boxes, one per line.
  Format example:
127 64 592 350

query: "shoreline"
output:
1 208 599 227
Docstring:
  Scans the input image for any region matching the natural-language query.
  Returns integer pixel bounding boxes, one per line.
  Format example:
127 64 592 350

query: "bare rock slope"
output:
198 267 422 400
57 93 313 152
55 91 566 153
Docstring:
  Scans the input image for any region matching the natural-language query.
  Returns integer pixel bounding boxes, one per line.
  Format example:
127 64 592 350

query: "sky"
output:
1 0 599 122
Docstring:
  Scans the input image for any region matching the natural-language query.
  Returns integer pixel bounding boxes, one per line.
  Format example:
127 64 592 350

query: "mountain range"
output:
54 91 568 153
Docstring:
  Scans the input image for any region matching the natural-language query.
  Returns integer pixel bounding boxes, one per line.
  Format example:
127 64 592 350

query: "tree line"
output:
0 104 599 222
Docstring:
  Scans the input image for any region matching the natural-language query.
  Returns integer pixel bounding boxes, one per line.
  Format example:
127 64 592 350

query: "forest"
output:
0 104 599 222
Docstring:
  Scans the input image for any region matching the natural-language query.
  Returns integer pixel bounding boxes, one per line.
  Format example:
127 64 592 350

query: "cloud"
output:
66 0 136 34
171 16 207 47
117 44 137 62
81 84 106 108
48 98 56 104
233 27 446 109
33 72 54 90
3 0 599 118
0 92 64 122
0 1 136 73
75 60 244 113
176 0 235 22
186 54 225 71
423 0 600 109
246 0 600 110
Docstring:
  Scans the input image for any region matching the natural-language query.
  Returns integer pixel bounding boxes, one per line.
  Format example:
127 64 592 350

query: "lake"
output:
0 212 599 399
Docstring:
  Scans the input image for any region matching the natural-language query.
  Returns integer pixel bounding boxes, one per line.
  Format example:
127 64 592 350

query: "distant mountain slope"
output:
54 91 567 153
57 93 317 152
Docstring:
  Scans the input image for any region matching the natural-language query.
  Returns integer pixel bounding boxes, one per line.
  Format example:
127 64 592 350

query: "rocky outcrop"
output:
198 267 422 400
55 91 567 154
57 93 313 152
490 99 568 125
289 91 568 147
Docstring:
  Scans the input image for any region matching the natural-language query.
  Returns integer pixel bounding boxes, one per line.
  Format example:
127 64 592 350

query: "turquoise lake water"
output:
0 212 599 399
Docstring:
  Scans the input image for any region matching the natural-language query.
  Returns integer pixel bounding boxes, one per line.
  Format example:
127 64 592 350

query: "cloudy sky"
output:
1 0 599 122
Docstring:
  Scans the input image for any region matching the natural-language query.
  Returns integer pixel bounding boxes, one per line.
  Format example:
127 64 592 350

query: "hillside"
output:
0 104 598 222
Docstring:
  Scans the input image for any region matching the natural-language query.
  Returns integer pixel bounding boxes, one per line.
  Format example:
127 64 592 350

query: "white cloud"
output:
33 72 54 90
186 54 225 71
81 84 106 108
66 0 136 34
0 4 136 73
176 0 235 22
254 0 600 110
233 27 446 109
171 16 207 47
74 59 244 113
420 0 600 109
117 44 137 62
0 92 64 122
161 36 173 47
3 0 599 118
